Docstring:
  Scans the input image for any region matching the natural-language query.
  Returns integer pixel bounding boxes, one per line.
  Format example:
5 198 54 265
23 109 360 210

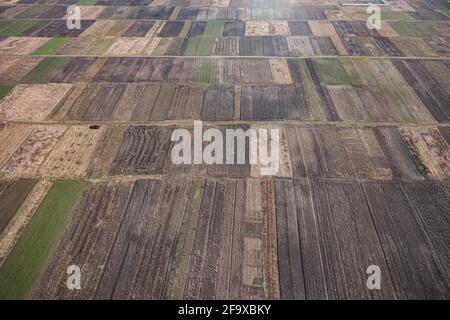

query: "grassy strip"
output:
0 20 38 37
167 180 204 298
204 21 224 37
389 21 437 37
0 180 87 300
20 57 56 84
439 9 450 17
21 57 69 84
380 11 413 21
0 85 14 101
32 37 69 56
314 58 352 86
78 0 97 5
185 37 214 56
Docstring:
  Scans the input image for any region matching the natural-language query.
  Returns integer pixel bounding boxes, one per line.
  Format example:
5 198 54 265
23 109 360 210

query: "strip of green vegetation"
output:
167 180 204 298
78 0 97 5
439 9 450 17
21 57 69 84
0 180 87 300
251 8 274 20
150 84 174 120
32 37 69 55
203 21 224 37
0 20 41 37
20 57 56 84
314 59 352 86
0 20 11 32
390 21 437 37
380 11 413 21
269 0 288 8
165 38 188 56
0 85 14 101
196 59 220 84
185 37 214 56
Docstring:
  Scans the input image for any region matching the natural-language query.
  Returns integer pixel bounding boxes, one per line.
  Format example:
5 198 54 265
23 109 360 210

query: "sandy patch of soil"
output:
401 127 450 179
40 125 105 178
145 21 164 38
143 36 163 55
64 6 106 19
309 20 335 37
2 125 67 177
377 22 400 37
81 20 134 37
54 37 115 56
0 124 33 167
104 38 150 56
384 0 415 11
0 84 72 121
430 22 450 38
269 59 293 84
0 37 49 55
250 126 292 178
246 21 290 36
391 37 438 57
0 56 43 83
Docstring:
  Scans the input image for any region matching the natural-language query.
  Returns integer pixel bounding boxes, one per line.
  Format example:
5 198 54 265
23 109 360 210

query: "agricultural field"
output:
0 0 449 300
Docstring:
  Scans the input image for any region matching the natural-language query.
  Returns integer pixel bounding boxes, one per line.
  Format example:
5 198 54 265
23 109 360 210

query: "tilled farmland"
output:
0 0 449 300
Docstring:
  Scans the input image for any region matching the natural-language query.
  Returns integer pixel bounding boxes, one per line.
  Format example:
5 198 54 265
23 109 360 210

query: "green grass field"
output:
0 20 48 37
32 37 69 56
0 85 14 101
0 180 87 300
315 58 352 86
20 57 69 84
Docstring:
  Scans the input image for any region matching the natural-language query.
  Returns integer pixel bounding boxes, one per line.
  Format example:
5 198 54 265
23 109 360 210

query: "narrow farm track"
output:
0 0 449 300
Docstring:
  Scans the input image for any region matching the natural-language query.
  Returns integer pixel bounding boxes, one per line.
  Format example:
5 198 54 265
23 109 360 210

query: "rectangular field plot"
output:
285 125 437 180
362 181 450 299
0 56 42 85
0 0 449 301
276 177 450 299
0 180 86 300
31 180 134 299
21 176 450 299
1 126 67 177
21 57 96 84
0 179 37 235
31 177 280 299
0 84 72 121
393 59 450 123
339 58 436 123
240 84 325 120
36 125 105 178
109 126 173 175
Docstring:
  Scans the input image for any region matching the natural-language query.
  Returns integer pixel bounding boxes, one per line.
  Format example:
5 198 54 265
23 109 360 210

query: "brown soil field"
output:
1 126 67 177
0 56 42 84
0 179 51 267
0 37 49 55
39 125 105 178
0 84 72 121
0 0 449 301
